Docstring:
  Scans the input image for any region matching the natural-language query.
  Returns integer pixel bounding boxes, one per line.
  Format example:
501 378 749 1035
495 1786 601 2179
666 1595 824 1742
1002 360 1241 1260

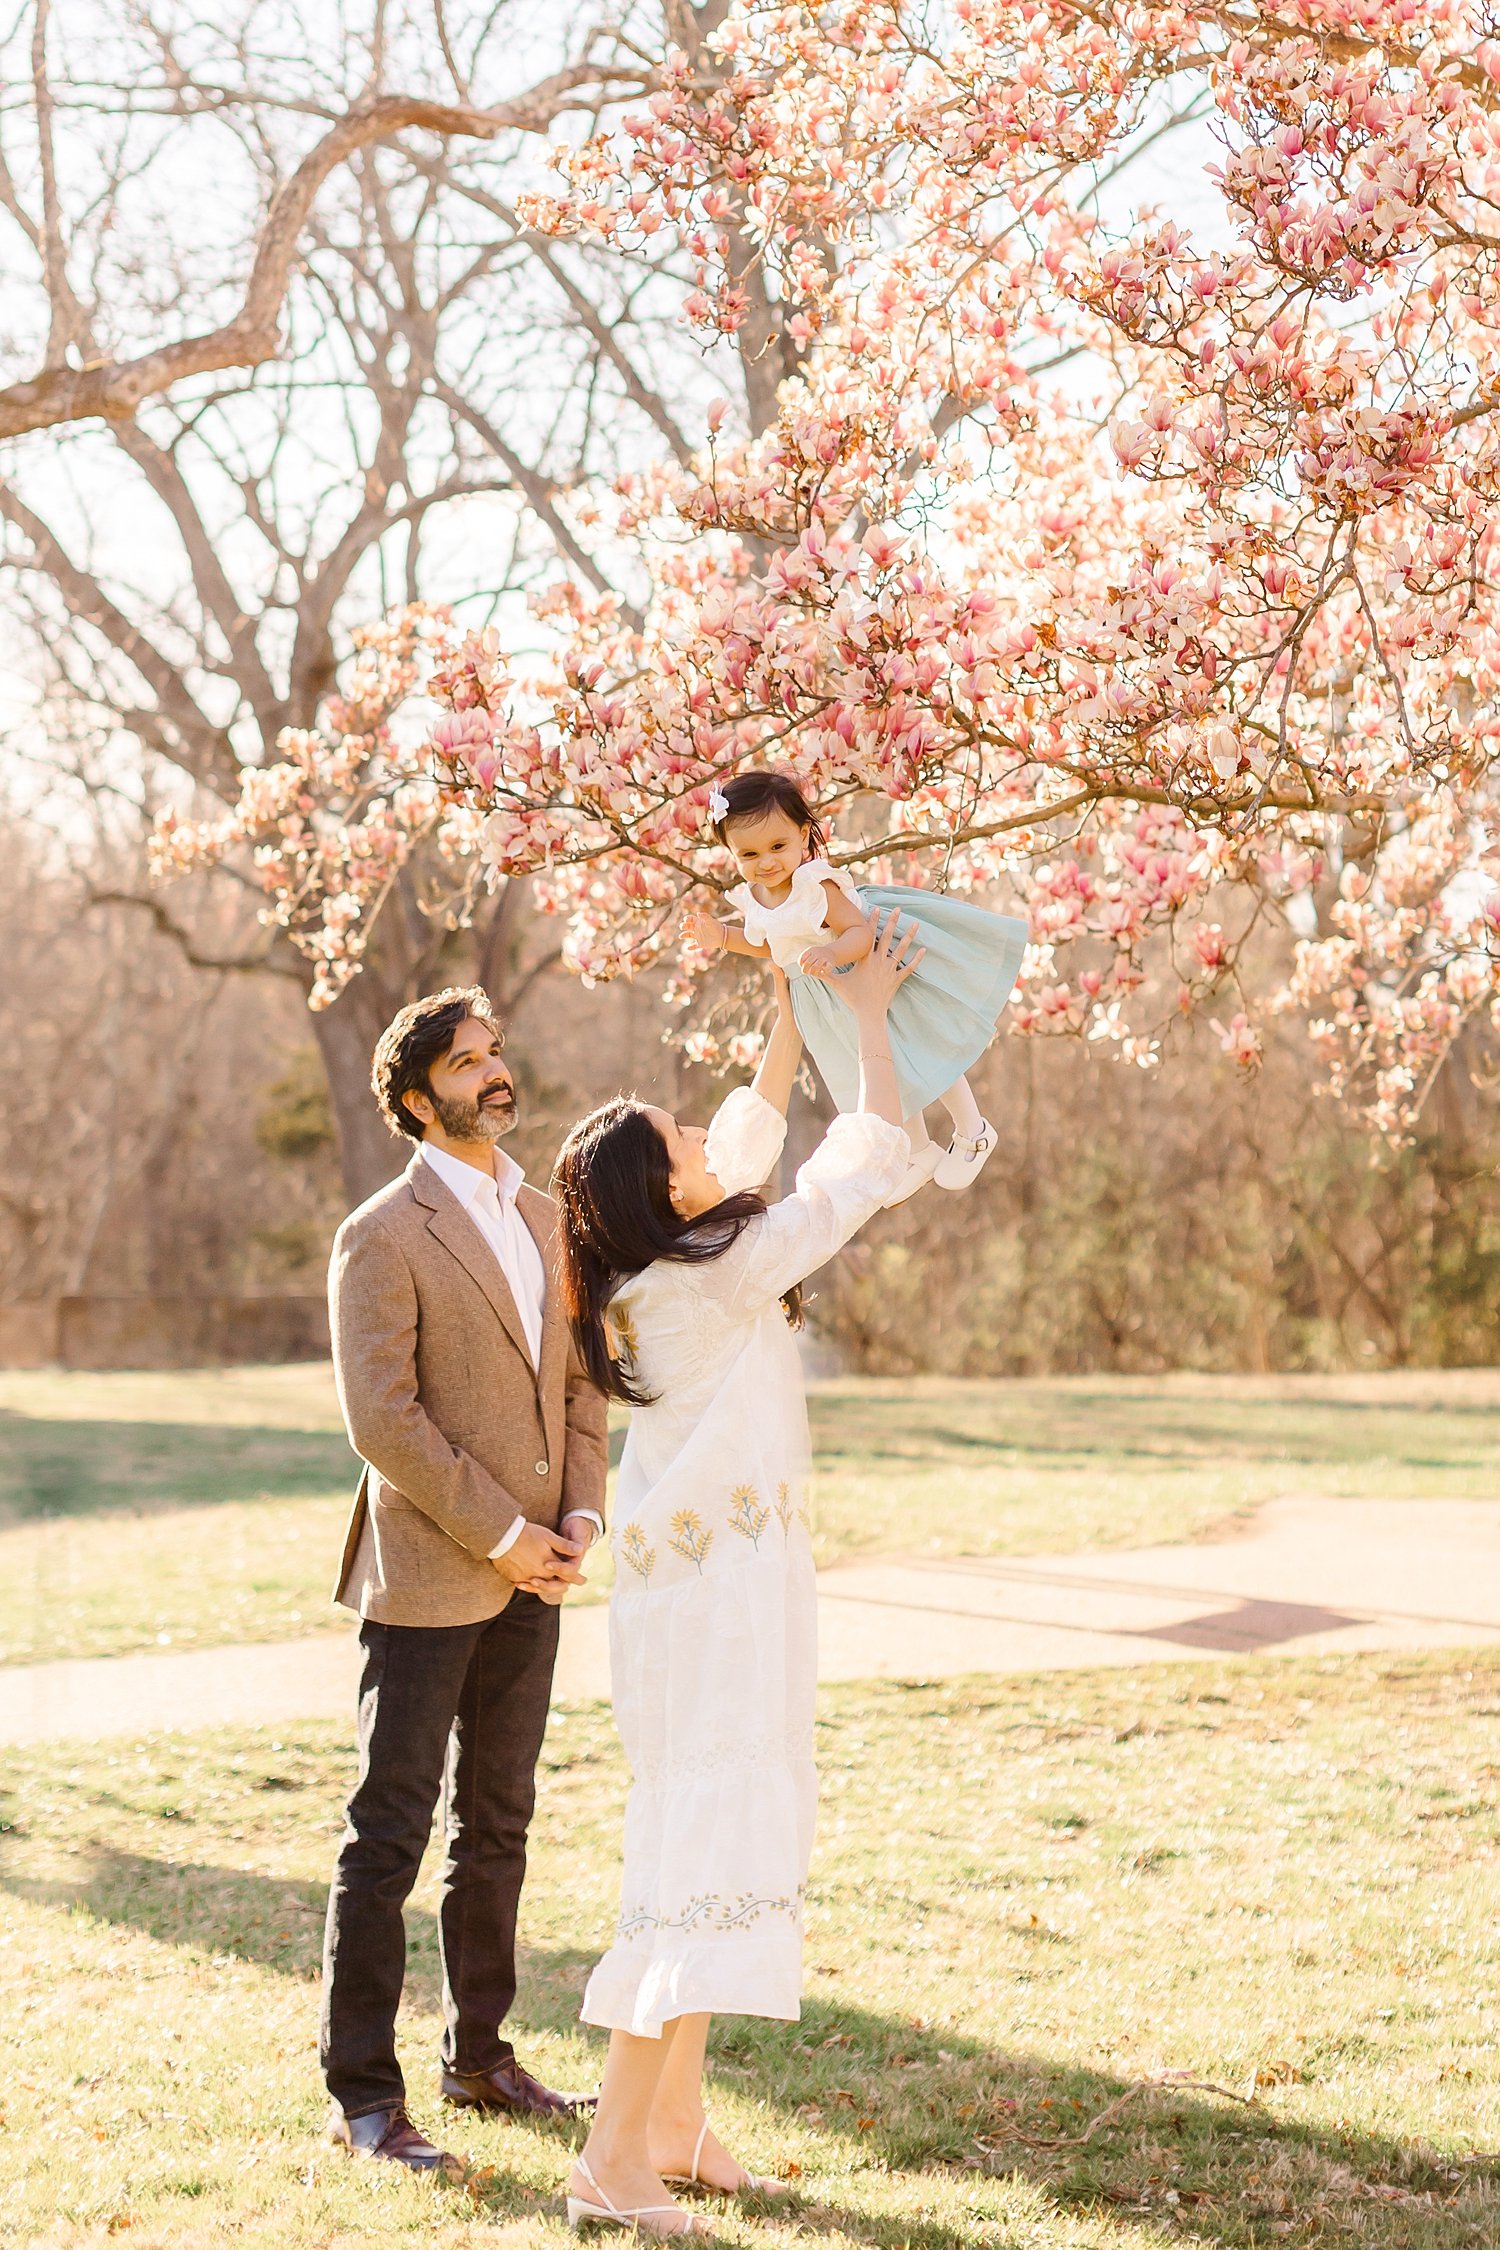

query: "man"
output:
321 985 609 2176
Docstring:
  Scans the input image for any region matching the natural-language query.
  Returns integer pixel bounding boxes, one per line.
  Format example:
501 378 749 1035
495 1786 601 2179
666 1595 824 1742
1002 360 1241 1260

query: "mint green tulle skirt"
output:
788 886 1028 1119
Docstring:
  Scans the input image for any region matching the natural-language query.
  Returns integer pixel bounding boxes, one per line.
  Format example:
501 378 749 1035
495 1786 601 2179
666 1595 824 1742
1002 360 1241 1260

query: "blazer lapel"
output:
411 1152 535 1371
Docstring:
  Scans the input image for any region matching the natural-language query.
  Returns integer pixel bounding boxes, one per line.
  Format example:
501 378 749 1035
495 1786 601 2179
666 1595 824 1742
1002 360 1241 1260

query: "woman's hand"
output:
751 964 804 1115
843 912 921 1129
842 908 924 1019
681 905 726 956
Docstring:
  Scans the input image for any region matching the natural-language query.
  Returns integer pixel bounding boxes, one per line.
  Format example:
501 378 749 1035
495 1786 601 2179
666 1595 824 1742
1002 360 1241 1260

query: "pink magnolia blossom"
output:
157 5 1500 1136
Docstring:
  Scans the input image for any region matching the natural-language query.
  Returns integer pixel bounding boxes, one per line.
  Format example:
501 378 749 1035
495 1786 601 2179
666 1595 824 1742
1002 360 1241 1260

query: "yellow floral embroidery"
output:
668 1508 713 1573
728 1485 770 1548
774 1481 795 1536
609 1303 640 1371
620 1523 656 1582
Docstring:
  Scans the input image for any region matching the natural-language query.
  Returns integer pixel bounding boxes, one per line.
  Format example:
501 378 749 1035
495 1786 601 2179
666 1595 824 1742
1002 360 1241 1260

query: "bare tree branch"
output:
432 172 696 467
109 419 286 729
433 0 472 105
430 375 645 628
87 886 301 976
0 481 238 794
0 62 647 441
30 0 88 370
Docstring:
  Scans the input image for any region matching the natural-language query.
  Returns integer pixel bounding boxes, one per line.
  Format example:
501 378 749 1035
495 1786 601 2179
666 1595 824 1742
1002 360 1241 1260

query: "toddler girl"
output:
682 769 1028 1202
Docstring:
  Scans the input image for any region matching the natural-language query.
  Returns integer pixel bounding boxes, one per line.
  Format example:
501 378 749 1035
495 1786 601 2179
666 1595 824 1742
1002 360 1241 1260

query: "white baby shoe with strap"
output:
934 1119 997 1191
883 1139 943 1206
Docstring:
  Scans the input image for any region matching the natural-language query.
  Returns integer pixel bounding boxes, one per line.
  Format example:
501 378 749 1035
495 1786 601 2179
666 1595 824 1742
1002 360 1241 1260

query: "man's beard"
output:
430 1085 517 1142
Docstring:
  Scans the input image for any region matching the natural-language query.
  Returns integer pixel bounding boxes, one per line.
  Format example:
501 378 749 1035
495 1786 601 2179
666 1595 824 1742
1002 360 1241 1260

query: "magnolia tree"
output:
168 0 1500 1140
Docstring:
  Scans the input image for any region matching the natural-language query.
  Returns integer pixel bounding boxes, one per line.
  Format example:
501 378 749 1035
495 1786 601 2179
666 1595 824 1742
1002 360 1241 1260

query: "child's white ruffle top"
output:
725 858 858 969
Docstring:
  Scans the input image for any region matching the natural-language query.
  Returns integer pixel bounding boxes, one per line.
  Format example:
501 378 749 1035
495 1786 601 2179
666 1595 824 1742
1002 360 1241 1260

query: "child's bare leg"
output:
939 1075 984 1141
884 1107 940 1204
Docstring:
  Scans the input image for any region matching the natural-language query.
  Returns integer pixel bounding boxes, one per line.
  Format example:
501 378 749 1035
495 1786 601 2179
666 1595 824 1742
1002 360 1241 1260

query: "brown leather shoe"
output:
328 2102 464 2177
441 2057 597 2117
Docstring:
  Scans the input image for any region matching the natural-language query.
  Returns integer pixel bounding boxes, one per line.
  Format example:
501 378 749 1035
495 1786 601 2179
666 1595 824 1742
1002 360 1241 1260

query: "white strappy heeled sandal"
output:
661 2120 785 2199
566 2152 711 2236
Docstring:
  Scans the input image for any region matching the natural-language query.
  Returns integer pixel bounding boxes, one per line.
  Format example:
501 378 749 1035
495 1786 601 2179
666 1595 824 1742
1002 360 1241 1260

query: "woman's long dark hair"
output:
551 1098 799 1406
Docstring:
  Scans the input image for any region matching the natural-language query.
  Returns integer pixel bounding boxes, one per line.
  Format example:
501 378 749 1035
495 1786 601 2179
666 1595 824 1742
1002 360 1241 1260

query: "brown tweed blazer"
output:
328 1145 609 1627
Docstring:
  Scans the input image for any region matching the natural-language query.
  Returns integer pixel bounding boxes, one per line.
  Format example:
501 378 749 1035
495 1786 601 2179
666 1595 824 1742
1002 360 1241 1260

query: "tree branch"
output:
108 419 285 730
87 887 303 978
433 172 696 467
31 0 87 370
0 482 238 796
431 376 646 629
0 63 648 442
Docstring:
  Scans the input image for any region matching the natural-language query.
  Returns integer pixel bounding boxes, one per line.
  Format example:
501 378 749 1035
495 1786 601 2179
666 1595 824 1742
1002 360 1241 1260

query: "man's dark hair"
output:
370 985 503 1141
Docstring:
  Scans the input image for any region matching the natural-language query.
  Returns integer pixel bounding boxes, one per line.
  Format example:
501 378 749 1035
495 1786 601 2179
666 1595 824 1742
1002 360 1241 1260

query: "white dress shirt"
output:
421 1141 601 1557
423 1141 546 1364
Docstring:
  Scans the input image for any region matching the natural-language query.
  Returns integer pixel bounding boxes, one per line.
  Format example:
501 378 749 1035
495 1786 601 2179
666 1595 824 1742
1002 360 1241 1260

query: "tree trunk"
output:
311 971 411 1209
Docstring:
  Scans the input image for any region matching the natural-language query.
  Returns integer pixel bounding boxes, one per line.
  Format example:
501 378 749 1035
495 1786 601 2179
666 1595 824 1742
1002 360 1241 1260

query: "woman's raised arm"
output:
842 909 924 1126
705 913 924 1317
748 966 803 1118
703 970 801 1196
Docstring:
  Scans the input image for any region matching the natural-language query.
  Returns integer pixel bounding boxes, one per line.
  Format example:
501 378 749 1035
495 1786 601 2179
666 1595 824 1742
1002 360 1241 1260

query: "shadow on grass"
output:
0 1844 594 2021
7 1390 1489 1529
729 1992 1499 2247
1 1847 337 1981
5 1845 1494 2248
0 1414 356 1522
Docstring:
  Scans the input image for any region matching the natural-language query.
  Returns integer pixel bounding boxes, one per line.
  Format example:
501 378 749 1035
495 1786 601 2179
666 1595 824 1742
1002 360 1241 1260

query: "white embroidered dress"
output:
579 1089 910 2038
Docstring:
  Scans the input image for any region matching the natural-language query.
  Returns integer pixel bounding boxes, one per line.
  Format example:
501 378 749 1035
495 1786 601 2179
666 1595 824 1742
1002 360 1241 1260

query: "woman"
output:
549 914 921 2236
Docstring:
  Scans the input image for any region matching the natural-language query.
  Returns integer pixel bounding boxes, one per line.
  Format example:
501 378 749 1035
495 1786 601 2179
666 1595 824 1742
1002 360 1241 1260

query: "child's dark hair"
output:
711 768 827 855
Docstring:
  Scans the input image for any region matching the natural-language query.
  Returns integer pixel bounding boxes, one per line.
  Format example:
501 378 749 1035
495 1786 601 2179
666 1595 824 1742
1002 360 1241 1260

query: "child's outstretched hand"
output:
797 941 842 980
682 905 726 957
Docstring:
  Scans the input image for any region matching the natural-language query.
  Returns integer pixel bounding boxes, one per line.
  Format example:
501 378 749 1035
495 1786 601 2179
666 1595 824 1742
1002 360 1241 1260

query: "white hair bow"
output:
708 784 729 820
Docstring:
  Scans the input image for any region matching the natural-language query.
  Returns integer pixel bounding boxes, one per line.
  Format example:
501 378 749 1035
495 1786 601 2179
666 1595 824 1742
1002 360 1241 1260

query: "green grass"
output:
1 1651 1497 2245
0 1369 357 1667
803 1369 1500 1567
0 1494 354 1666
4 1367 1500 1666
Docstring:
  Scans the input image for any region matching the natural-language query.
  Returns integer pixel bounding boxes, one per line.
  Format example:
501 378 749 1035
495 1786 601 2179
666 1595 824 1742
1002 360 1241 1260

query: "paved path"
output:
2 1495 1497 1745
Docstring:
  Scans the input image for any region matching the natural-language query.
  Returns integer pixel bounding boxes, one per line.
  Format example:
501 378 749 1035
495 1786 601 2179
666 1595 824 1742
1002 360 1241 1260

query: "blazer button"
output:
534 1459 549 1476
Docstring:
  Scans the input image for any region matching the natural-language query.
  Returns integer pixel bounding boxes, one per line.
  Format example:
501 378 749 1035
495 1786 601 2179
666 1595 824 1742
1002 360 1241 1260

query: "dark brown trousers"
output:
320 1594 559 2116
